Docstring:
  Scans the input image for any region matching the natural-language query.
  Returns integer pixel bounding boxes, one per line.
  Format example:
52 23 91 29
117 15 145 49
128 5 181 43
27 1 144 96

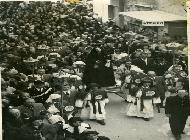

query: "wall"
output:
93 0 120 22
93 0 187 23
157 24 168 38
93 0 110 22
123 0 186 15
168 22 187 37
124 0 156 11
155 0 186 16
156 0 187 38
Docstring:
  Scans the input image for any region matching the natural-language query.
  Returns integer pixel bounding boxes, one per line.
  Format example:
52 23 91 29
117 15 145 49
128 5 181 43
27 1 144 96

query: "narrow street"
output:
86 93 190 140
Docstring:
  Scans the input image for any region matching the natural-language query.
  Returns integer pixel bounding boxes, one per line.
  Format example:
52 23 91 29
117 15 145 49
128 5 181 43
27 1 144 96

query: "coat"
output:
153 76 167 99
165 95 190 116
82 48 115 87
28 86 54 104
132 58 153 73
3 112 23 140
19 123 58 140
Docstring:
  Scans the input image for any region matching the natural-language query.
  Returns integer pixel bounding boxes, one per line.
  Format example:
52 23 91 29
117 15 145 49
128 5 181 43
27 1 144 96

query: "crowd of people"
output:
0 1 189 140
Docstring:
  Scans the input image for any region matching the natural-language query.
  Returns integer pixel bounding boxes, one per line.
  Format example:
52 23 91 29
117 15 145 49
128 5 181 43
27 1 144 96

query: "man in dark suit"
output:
165 89 190 140
82 47 115 89
28 80 53 104
132 50 153 73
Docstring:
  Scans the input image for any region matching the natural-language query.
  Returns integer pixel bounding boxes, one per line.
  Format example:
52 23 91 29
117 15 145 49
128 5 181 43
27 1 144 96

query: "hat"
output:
8 68 18 75
168 88 177 93
179 71 187 78
64 106 74 112
177 89 187 93
165 74 172 79
141 77 152 83
46 94 61 103
24 57 38 63
69 117 83 126
147 71 156 76
134 79 141 84
95 95 102 100
47 105 60 114
73 61 86 65
49 53 61 58
84 131 99 135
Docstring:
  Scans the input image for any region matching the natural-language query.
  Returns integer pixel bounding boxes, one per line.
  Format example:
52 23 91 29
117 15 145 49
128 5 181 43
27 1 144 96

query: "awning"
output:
119 10 186 22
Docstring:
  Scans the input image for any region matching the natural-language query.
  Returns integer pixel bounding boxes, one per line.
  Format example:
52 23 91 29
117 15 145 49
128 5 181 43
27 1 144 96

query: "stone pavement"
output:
85 93 190 140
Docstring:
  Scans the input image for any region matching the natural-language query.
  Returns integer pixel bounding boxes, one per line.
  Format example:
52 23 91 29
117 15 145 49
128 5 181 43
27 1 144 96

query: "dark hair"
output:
68 117 82 127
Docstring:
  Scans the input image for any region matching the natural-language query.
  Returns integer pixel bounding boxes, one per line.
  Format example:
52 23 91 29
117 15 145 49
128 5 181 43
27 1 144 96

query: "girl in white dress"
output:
127 76 156 121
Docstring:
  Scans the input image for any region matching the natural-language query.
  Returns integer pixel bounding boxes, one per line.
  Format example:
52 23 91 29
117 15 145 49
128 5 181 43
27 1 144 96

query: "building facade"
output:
93 0 187 38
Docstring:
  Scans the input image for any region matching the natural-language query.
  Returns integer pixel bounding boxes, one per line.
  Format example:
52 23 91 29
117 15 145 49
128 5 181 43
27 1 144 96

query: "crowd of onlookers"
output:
0 1 189 140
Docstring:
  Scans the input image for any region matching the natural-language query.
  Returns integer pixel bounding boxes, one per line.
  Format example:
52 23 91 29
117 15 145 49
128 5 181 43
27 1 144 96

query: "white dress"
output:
127 89 154 118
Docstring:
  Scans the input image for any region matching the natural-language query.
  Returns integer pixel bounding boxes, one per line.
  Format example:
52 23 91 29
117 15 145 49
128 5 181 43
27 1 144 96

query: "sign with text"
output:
142 21 164 26
65 0 80 3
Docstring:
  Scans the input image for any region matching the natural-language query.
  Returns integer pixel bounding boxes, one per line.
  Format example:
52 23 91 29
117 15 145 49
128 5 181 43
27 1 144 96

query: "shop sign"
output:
65 0 80 3
142 21 164 26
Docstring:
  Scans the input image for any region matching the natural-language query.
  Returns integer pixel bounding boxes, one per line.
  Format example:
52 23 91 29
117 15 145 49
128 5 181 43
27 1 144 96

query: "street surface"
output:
85 93 190 140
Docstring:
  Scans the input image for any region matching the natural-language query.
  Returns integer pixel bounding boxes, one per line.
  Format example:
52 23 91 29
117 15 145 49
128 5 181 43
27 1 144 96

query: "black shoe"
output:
181 131 185 134
143 118 150 121
97 120 106 125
